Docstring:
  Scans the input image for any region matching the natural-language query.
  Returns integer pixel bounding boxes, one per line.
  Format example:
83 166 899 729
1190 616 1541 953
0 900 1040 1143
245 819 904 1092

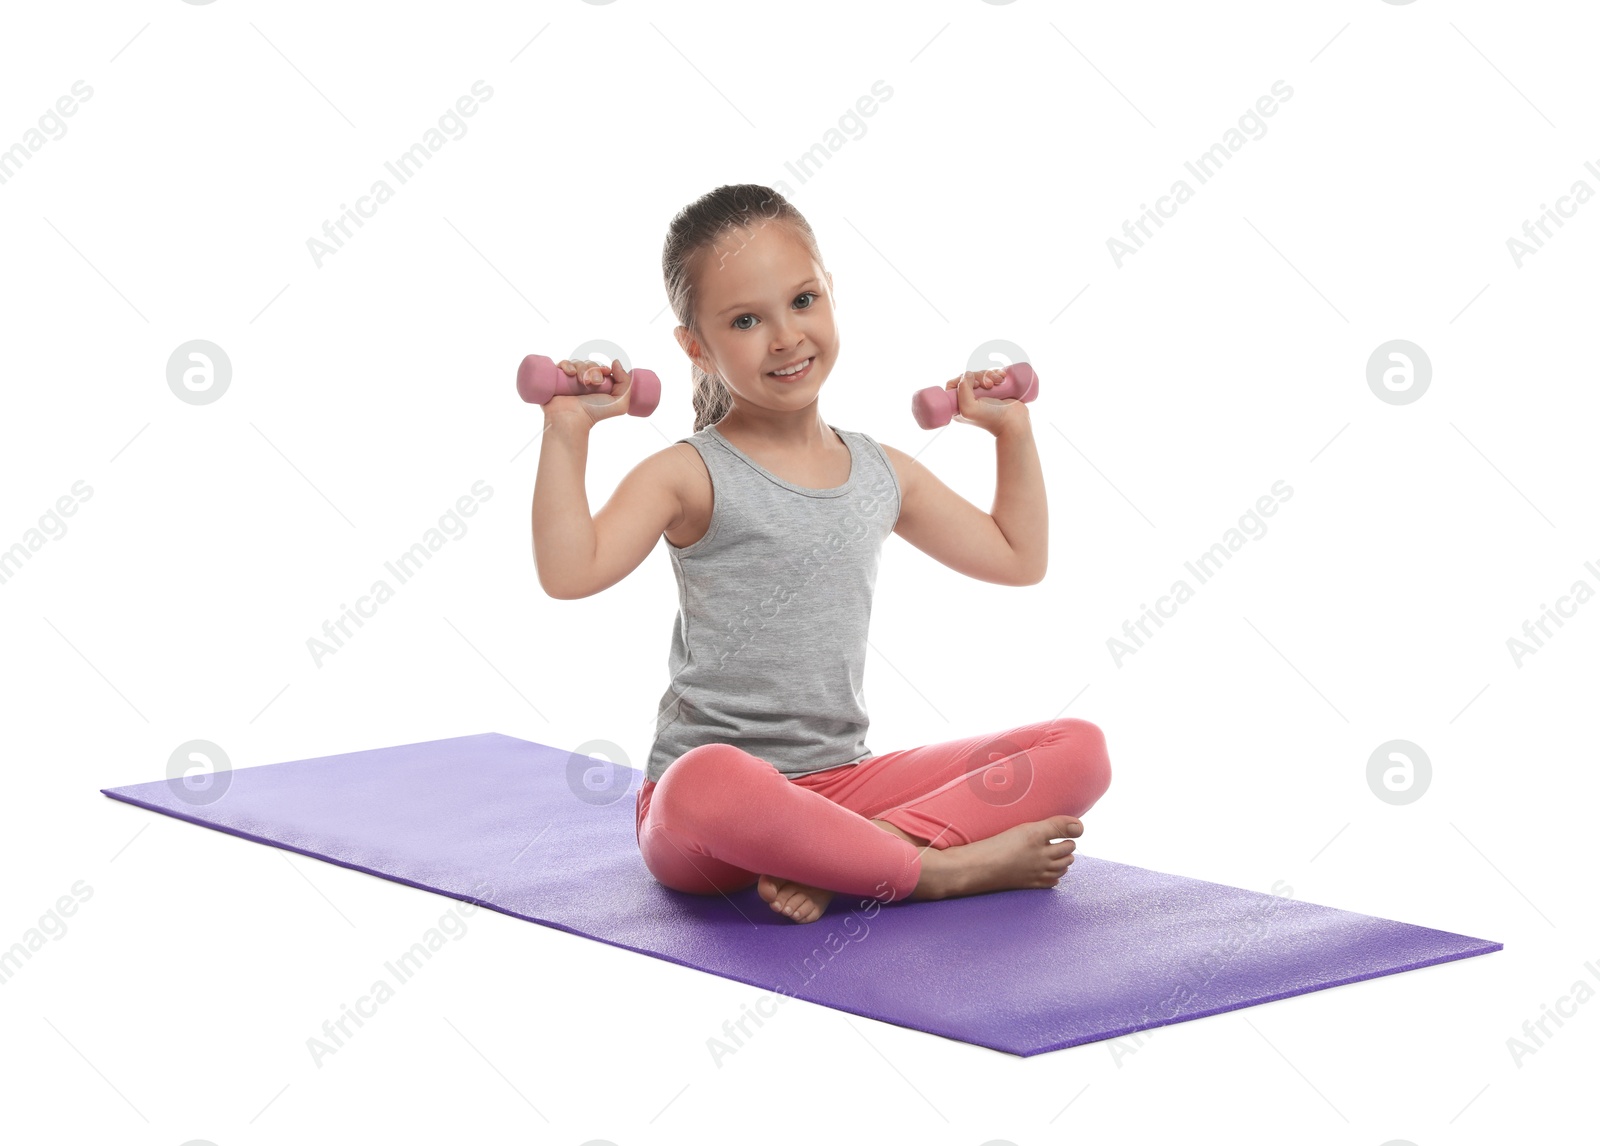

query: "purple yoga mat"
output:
101 732 1501 1057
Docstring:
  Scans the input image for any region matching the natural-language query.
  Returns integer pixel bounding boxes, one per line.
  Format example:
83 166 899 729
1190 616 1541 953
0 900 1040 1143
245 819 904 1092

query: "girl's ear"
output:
674 325 696 362
674 326 710 374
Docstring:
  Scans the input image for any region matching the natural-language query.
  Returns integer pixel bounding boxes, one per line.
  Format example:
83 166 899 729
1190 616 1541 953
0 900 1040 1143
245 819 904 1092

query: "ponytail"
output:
690 363 733 432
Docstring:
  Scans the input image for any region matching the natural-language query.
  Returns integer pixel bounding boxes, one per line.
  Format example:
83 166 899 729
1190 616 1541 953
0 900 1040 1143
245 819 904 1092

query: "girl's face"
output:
676 223 837 414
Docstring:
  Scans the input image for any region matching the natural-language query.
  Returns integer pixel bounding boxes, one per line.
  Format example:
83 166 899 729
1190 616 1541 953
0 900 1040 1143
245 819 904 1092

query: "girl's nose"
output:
770 328 802 352
769 316 805 347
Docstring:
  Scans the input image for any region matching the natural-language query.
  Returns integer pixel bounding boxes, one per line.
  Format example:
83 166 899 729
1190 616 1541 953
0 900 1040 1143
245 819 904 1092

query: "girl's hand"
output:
544 358 635 428
944 368 1030 436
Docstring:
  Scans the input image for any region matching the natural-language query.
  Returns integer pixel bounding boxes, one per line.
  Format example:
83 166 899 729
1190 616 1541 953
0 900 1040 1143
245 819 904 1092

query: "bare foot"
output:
911 815 1083 901
757 873 835 923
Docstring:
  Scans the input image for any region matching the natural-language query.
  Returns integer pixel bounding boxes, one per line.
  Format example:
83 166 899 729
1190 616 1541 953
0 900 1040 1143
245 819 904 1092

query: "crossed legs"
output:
636 717 1113 923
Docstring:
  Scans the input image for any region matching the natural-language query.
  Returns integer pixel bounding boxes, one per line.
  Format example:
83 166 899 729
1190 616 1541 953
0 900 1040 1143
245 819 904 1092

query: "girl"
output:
532 184 1111 924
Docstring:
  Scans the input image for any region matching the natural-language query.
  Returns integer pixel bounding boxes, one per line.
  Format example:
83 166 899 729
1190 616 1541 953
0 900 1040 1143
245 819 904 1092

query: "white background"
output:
2 1 1596 1143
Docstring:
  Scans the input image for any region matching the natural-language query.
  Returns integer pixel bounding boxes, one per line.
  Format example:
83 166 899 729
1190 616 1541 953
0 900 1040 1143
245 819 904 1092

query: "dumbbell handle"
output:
516 354 662 418
912 363 1039 429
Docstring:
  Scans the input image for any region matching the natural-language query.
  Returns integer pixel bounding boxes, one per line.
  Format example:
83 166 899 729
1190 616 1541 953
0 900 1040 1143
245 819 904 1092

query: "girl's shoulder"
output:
656 437 714 551
835 425 905 477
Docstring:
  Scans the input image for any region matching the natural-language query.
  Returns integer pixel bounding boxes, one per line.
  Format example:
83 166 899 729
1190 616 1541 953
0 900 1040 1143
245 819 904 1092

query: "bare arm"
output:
882 413 1047 586
531 419 685 599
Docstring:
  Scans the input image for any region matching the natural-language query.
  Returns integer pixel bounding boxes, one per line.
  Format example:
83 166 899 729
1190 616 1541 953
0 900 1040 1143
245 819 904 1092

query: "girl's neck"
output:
714 406 831 451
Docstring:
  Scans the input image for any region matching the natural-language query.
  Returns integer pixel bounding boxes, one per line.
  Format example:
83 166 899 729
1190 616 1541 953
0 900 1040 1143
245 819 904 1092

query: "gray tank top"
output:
645 422 902 783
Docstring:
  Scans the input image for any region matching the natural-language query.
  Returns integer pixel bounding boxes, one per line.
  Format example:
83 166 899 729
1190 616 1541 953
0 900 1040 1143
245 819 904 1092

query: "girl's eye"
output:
731 291 819 330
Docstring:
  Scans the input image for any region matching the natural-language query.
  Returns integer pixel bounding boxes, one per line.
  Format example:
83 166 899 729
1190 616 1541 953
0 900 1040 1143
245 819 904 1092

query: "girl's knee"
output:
1042 717 1112 807
1050 715 1106 746
652 742 764 829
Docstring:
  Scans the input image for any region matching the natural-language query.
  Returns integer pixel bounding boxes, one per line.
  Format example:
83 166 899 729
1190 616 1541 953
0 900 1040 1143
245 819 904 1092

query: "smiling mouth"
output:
767 357 814 381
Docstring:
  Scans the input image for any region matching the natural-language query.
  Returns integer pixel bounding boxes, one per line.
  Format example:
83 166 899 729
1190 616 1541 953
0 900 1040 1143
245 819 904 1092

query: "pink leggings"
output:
635 717 1112 904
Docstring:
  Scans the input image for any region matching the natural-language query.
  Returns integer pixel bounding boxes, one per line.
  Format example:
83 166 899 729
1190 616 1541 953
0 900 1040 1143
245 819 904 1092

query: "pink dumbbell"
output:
912 363 1039 429
516 354 662 417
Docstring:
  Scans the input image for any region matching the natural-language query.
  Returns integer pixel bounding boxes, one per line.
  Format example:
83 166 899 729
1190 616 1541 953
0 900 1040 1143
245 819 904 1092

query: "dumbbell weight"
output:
912 362 1039 429
516 354 662 417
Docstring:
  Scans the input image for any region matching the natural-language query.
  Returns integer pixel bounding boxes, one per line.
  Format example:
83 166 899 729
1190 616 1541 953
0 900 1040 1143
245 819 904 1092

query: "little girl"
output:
532 184 1112 924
